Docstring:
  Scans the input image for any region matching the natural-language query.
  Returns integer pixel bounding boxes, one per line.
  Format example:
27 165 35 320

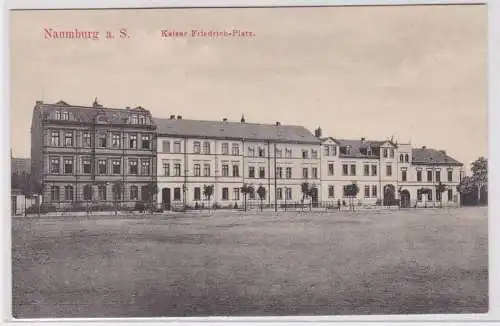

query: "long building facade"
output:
29 100 464 210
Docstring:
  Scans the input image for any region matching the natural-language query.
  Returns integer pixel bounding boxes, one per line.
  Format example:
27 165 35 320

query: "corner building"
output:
30 100 157 208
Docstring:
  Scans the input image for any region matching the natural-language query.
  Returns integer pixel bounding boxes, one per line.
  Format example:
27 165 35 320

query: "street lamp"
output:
182 184 187 209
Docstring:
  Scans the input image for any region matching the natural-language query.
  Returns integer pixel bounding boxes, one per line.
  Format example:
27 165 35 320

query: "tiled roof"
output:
412 148 462 166
334 138 392 158
154 118 321 144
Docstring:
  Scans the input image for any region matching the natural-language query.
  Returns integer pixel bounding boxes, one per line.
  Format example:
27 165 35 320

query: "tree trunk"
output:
24 196 27 217
477 184 481 206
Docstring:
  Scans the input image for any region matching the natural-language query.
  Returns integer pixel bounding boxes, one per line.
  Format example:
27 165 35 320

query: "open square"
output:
12 207 488 318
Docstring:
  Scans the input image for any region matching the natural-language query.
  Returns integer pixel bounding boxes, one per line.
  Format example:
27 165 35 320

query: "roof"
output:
334 138 394 158
412 148 463 166
154 118 321 144
35 100 154 126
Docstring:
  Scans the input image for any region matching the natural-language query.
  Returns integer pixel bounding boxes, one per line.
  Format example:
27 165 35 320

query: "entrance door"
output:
383 185 396 206
400 190 411 208
162 188 171 210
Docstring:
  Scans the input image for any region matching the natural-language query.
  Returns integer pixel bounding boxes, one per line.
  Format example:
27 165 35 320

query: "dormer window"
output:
346 146 351 155
367 147 372 156
360 147 367 155
130 114 138 124
138 115 146 124
55 111 69 120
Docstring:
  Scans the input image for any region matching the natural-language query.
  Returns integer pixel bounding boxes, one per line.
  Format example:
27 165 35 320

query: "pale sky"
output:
10 5 487 172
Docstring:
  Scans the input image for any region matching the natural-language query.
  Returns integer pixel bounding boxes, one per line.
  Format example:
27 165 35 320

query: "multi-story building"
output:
319 138 463 207
155 115 322 209
30 100 157 208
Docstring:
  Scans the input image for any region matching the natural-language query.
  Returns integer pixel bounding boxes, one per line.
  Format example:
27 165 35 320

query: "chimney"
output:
223 118 228 122
314 127 322 138
169 115 176 120
276 121 281 126
422 146 427 149
361 137 366 141
241 115 246 123
177 115 182 120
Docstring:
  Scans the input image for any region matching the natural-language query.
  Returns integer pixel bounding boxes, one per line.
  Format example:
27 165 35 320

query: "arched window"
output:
405 154 409 163
83 184 92 201
400 154 404 163
130 186 139 201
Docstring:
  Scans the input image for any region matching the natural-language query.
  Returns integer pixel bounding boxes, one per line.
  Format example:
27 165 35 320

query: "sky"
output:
9 5 487 172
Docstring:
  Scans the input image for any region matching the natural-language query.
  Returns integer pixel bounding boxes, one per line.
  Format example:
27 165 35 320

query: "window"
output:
174 142 181 153
342 186 349 198
390 149 394 158
50 157 60 174
259 167 266 179
203 164 211 176
98 159 107 174
51 131 60 146
203 142 210 154
277 188 283 200
405 154 409 163
332 146 337 156
350 164 356 176
222 143 229 155
324 145 330 156
364 164 369 176
448 189 453 201
141 135 151 149
130 186 139 200
63 158 73 174
302 168 308 179
448 170 453 182
428 191 433 201
193 164 201 176
400 154 404 163
138 115 146 124
64 131 73 147
222 187 229 200
112 133 121 148
435 170 441 182
386 165 392 177
64 185 74 201
174 188 181 201
193 141 201 153
129 159 138 174
372 186 377 197
311 150 318 159
258 147 265 157
98 133 107 148
249 167 255 178
97 185 107 201
163 161 170 176
401 170 407 182
286 167 292 179
276 148 282 158
427 170 433 182
328 185 334 198
83 131 91 147
364 185 370 198
328 163 334 176
371 165 377 176
232 143 239 156
130 115 138 124
417 170 422 182
174 163 181 176
83 185 92 201
233 165 239 177
194 187 201 201
312 167 318 179
276 167 283 179
286 187 292 200
248 147 255 157
302 150 308 159
112 160 121 174
130 134 138 149
383 148 388 158
222 165 229 177
233 188 240 200
50 185 60 201
342 164 348 176
417 191 422 202
285 149 292 158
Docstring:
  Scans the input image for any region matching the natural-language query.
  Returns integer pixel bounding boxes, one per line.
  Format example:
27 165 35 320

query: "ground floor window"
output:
51 185 60 202
285 188 292 200
447 189 453 202
130 185 139 200
222 187 229 200
194 187 201 201
417 191 422 202
328 185 334 198
364 185 370 198
233 188 240 201
83 185 92 201
97 185 107 201
277 188 283 200
174 187 181 201
372 186 377 198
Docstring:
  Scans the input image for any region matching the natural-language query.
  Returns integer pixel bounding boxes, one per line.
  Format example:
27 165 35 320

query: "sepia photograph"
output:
9 2 488 320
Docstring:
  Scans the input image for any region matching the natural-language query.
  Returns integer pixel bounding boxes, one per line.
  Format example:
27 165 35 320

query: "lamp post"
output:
182 184 187 210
